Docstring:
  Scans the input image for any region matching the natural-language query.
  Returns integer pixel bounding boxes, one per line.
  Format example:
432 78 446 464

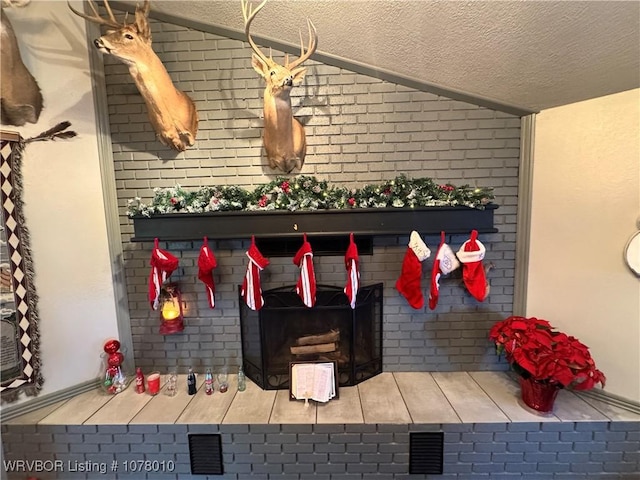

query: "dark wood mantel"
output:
130 204 499 243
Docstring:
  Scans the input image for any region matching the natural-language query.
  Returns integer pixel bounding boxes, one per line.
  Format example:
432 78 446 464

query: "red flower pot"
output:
519 376 559 413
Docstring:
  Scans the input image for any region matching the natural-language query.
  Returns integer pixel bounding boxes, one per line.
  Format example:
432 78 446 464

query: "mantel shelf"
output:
130 204 498 243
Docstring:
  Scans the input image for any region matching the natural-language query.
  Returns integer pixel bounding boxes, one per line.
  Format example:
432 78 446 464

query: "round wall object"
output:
624 231 640 277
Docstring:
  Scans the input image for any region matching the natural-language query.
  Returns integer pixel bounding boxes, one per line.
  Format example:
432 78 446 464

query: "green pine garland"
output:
127 175 494 217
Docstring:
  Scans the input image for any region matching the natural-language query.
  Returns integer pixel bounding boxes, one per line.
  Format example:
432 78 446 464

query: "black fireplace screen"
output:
239 284 383 390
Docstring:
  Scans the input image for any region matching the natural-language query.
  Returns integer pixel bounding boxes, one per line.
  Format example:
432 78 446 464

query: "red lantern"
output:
159 283 185 335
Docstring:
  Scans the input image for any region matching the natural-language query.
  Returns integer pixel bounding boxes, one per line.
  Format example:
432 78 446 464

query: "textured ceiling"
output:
122 1 639 113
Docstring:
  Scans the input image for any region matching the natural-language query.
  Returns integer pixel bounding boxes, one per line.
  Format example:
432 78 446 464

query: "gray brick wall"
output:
3 422 639 479
104 18 520 373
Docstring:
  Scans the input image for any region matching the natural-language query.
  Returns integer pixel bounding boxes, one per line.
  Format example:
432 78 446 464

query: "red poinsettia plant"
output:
489 316 606 391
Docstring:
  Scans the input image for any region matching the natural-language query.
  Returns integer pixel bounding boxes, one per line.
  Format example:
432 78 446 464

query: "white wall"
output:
1 1 120 406
528 89 640 402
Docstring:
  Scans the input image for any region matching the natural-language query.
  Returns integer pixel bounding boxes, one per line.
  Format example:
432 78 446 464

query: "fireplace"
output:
239 284 383 390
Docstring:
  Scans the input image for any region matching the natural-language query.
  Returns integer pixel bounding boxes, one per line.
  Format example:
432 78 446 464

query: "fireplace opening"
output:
239 284 383 390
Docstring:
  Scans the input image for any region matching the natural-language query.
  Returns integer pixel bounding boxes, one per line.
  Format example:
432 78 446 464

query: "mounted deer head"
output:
69 0 198 152
1 2 44 126
242 0 317 173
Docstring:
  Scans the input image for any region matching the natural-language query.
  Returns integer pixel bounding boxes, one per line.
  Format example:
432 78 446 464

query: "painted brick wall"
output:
2 422 639 479
104 19 520 373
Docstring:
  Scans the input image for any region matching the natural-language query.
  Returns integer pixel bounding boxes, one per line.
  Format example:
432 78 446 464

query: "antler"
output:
241 0 270 65
286 19 317 70
67 0 122 29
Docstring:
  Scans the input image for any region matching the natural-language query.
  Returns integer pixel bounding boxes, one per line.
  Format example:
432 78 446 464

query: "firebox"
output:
239 284 383 390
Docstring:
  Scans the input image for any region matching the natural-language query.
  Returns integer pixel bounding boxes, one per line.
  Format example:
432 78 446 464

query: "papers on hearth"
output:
290 362 336 403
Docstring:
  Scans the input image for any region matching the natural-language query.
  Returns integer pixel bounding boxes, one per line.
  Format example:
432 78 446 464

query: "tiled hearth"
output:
7 372 635 426
2 372 638 479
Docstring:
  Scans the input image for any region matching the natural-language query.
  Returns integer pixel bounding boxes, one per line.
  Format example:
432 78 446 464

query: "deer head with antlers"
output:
242 0 317 173
1 0 44 127
69 0 198 152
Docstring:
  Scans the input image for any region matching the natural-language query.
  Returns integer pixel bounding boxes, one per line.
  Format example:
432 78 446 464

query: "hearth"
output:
239 284 383 390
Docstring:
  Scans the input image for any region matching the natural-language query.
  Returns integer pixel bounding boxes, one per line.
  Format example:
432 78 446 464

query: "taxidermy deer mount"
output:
69 0 198 152
242 0 317 173
1 0 44 126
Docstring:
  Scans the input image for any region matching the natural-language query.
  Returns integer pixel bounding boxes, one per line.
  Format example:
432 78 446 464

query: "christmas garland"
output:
127 175 494 217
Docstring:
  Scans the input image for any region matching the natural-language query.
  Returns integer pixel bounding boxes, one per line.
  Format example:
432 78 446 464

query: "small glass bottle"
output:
205 368 214 395
237 365 246 392
187 367 197 395
135 367 145 394
165 369 177 397
217 371 229 393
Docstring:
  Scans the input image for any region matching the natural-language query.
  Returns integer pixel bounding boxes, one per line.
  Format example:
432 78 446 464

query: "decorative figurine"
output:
100 339 127 394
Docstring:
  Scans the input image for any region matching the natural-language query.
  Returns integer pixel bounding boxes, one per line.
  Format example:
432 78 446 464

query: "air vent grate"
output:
409 431 444 475
188 433 223 475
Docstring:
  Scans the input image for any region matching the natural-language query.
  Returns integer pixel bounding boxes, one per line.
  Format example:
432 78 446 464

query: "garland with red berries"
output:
127 175 494 217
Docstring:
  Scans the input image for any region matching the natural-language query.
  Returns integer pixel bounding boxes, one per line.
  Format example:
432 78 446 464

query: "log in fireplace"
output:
239 284 383 390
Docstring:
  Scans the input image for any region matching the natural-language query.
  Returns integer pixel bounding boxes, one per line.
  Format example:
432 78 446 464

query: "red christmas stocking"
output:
198 237 218 308
457 230 487 302
293 234 316 308
241 236 270 310
344 233 360 309
395 231 430 309
148 237 179 310
429 231 461 310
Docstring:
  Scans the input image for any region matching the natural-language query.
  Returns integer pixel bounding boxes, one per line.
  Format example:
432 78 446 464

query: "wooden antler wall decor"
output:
69 0 198 152
242 0 318 173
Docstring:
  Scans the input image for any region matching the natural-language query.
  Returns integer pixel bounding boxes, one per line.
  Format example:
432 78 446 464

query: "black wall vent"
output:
188 434 223 475
409 432 444 475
